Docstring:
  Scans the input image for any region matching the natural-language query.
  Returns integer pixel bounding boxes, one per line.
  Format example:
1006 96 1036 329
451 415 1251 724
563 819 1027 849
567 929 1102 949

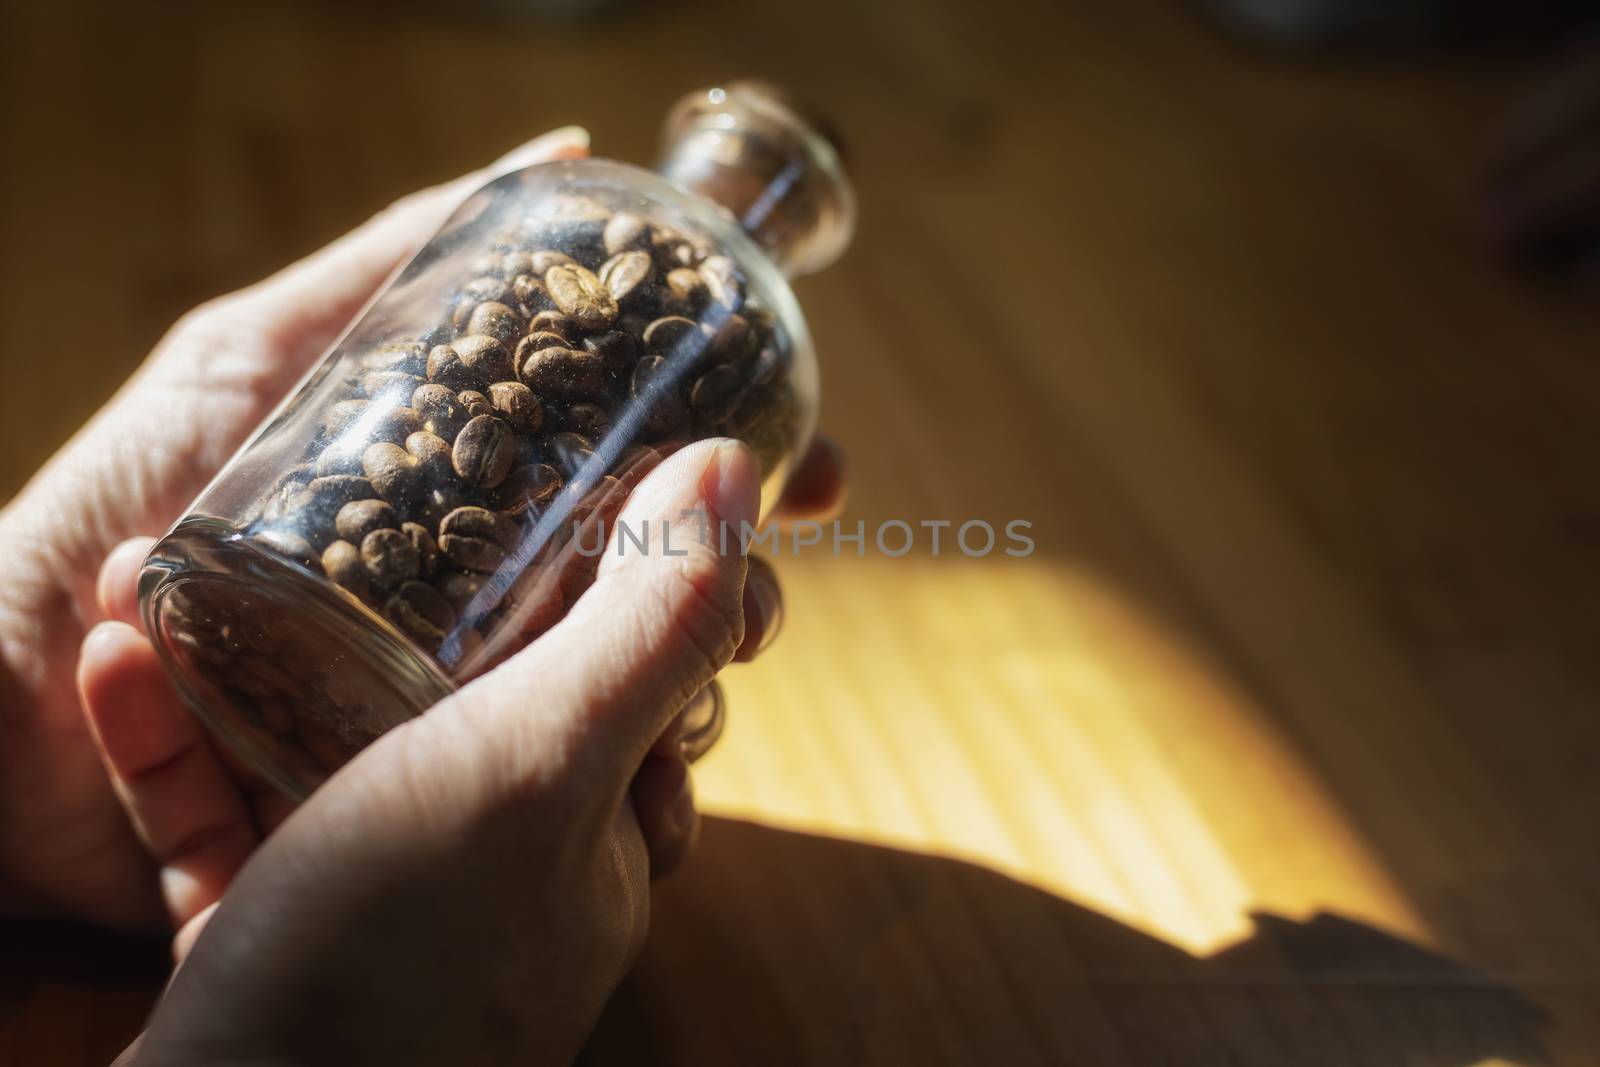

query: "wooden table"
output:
3 0 1598 1063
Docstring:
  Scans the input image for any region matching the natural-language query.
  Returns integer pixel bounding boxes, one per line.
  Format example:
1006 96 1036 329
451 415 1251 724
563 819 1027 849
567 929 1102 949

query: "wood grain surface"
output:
2 0 1598 1063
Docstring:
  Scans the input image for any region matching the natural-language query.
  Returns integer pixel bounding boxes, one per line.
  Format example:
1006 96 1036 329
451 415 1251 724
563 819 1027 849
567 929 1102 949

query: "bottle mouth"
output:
659 82 858 277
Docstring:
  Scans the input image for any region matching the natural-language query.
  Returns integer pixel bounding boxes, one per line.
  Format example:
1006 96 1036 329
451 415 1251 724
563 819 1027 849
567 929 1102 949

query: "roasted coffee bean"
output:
496 463 562 516
699 256 743 310
404 522 440 577
452 414 516 488
361 342 428 377
362 528 421 586
487 381 540 429
584 329 640 378
529 310 577 339
362 371 425 399
321 539 371 599
432 334 514 388
546 431 595 477
750 344 783 387
603 212 653 255
315 443 365 477
405 431 454 481
598 250 654 307
458 390 494 419
435 570 485 610
465 301 523 347
326 398 370 436
501 251 534 278
706 314 752 365
530 250 577 275
514 331 573 378
544 263 618 331
564 402 612 438
336 499 397 543
412 484 468 529
519 346 605 398
665 267 708 314
362 443 423 503
631 354 689 434
642 315 699 353
386 580 455 651
691 364 746 422
412 384 466 439
254 530 319 570
510 274 548 317
451 278 509 331
439 505 519 572
369 405 421 444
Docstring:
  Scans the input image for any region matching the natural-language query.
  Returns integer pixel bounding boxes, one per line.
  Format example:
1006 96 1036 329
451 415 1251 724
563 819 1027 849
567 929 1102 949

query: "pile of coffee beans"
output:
244 200 798 667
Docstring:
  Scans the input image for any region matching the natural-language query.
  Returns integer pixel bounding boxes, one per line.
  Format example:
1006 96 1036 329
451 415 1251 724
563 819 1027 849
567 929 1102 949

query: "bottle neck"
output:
656 84 856 278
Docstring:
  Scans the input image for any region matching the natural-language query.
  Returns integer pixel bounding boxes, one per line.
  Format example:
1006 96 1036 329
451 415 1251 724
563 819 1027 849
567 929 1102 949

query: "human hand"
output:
87 439 776 1066
0 122 844 930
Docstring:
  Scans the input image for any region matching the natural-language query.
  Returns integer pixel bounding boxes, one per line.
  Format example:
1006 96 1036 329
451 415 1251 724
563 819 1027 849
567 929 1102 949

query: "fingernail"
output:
490 125 591 173
703 440 759 533
746 567 784 655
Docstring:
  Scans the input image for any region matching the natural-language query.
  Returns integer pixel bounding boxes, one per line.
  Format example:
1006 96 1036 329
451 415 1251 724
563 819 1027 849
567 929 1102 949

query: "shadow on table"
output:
584 816 1547 1067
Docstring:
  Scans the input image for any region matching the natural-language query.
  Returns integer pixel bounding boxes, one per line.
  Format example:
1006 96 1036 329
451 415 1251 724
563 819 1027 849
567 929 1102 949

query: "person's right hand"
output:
83 438 771 1066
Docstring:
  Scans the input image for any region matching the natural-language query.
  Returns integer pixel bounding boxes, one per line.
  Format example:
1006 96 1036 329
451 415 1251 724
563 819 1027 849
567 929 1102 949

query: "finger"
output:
172 901 219 965
78 622 259 927
212 126 591 362
734 555 783 662
771 435 847 523
651 681 726 763
448 438 758 791
97 536 157 629
631 754 698 879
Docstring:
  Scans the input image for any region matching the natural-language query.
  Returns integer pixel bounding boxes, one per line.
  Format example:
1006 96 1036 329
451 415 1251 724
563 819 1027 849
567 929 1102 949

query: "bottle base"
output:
140 517 457 800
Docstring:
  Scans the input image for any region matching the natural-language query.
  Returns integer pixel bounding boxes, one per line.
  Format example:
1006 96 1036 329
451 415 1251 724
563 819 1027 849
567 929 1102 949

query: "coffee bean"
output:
386 580 455 651
706 314 752 365
514 331 573 378
530 250 577 275
361 528 420 586
699 256 744 310
631 353 688 434
519 346 605 398
584 329 640 378
321 539 371 599
642 315 699 353
336 499 397 543
501 251 535 278
369 405 421 444
362 371 425 400
452 414 516 488
451 277 509 331
546 431 595 477
545 263 619 331
412 384 466 439
598 250 654 307
326 398 370 436
428 336 513 390
465 301 523 347
564 402 612 438
510 274 550 317
436 570 485 610
361 342 428 377
439 505 519 573
362 443 423 503
529 311 577 339
405 431 454 482
604 212 654 255
404 522 440 577
458 390 494 419
496 463 562 516
691 364 745 422
665 267 708 314
487 381 541 429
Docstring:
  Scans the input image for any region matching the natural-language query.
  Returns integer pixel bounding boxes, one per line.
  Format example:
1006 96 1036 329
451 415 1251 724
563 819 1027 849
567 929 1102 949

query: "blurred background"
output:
3 0 1600 1064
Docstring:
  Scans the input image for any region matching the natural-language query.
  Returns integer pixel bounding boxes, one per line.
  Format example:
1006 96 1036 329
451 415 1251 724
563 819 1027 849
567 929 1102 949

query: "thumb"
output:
407 438 760 811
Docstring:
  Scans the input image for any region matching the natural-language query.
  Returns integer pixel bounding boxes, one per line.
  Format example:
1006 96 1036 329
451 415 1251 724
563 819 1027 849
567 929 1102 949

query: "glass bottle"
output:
138 82 855 799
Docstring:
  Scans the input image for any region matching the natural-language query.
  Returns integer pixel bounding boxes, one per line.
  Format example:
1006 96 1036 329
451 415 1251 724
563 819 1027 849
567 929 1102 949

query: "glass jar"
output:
138 82 855 799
